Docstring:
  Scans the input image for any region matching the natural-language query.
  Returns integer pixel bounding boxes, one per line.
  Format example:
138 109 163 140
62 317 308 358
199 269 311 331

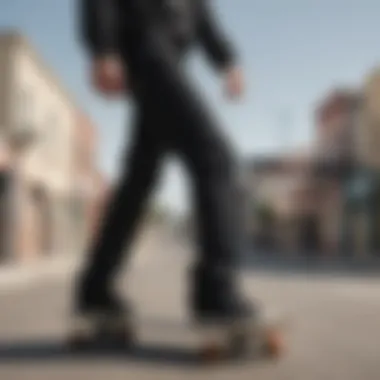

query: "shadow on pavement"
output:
0 338 266 368
0 340 201 367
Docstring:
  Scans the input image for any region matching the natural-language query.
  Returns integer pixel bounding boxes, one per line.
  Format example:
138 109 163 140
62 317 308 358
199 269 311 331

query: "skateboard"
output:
194 309 287 363
67 309 287 364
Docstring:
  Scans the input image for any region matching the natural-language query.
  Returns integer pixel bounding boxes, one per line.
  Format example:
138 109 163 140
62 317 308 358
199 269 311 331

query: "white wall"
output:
10 43 74 195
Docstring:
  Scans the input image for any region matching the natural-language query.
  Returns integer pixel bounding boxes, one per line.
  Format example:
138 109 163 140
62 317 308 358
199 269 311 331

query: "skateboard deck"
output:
67 309 288 364
193 308 288 362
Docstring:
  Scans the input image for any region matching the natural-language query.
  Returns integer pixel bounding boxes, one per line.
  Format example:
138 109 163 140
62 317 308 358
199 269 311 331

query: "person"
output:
73 0 255 334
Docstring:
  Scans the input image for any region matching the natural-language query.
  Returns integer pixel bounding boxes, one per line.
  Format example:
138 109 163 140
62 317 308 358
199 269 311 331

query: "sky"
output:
1 0 380 213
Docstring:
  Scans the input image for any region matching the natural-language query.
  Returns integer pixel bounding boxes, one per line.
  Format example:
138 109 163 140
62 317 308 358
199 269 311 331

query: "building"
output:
359 69 380 168
313 89 363 256
71 111 107 253
247 83 380 258
0 31 102 263
246 151 320 254
246 88 365 256
314 82 380 257
314 88 360 166
346 69 380 257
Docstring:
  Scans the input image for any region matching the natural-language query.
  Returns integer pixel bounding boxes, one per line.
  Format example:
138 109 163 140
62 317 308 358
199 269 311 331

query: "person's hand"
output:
91 55 127 97
224 66 245 100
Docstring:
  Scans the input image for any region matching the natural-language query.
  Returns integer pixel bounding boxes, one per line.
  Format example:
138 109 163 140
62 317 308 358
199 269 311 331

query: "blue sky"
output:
1 0 380 212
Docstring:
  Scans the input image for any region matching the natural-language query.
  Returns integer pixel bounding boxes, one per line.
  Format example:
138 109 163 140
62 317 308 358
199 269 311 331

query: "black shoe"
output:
193 294 259 325
73 272 128 317
69 274 134 349
69 289 134 349
190 265 259 324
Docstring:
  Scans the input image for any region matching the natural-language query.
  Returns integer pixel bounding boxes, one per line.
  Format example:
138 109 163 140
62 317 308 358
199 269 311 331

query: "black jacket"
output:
79 0 237 70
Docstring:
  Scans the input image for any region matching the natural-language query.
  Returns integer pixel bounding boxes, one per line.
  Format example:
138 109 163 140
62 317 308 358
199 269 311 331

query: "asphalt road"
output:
0 246 379 380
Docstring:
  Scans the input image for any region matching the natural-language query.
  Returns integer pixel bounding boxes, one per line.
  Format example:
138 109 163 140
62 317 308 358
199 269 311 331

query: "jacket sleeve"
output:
79 0 120 57
197 0 237 71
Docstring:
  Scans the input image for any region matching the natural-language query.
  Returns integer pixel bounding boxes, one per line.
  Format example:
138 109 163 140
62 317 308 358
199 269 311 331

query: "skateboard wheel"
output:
262 329 284 358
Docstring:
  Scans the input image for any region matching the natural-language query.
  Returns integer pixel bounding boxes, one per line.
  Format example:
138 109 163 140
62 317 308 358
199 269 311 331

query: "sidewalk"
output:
0 246 157 292
0 225 177 291
0 254 79 291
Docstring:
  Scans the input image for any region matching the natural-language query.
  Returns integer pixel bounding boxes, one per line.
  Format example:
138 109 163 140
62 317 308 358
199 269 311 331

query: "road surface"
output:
0 243 379 379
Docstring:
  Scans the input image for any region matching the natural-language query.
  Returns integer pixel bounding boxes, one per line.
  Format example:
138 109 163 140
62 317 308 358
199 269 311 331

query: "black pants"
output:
78 31 245 309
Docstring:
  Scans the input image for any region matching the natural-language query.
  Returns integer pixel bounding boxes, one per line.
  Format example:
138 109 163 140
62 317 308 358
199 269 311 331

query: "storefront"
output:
341 169 379 257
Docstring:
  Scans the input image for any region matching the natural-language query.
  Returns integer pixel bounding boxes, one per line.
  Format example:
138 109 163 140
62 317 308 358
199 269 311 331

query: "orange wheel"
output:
263 329 285 358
